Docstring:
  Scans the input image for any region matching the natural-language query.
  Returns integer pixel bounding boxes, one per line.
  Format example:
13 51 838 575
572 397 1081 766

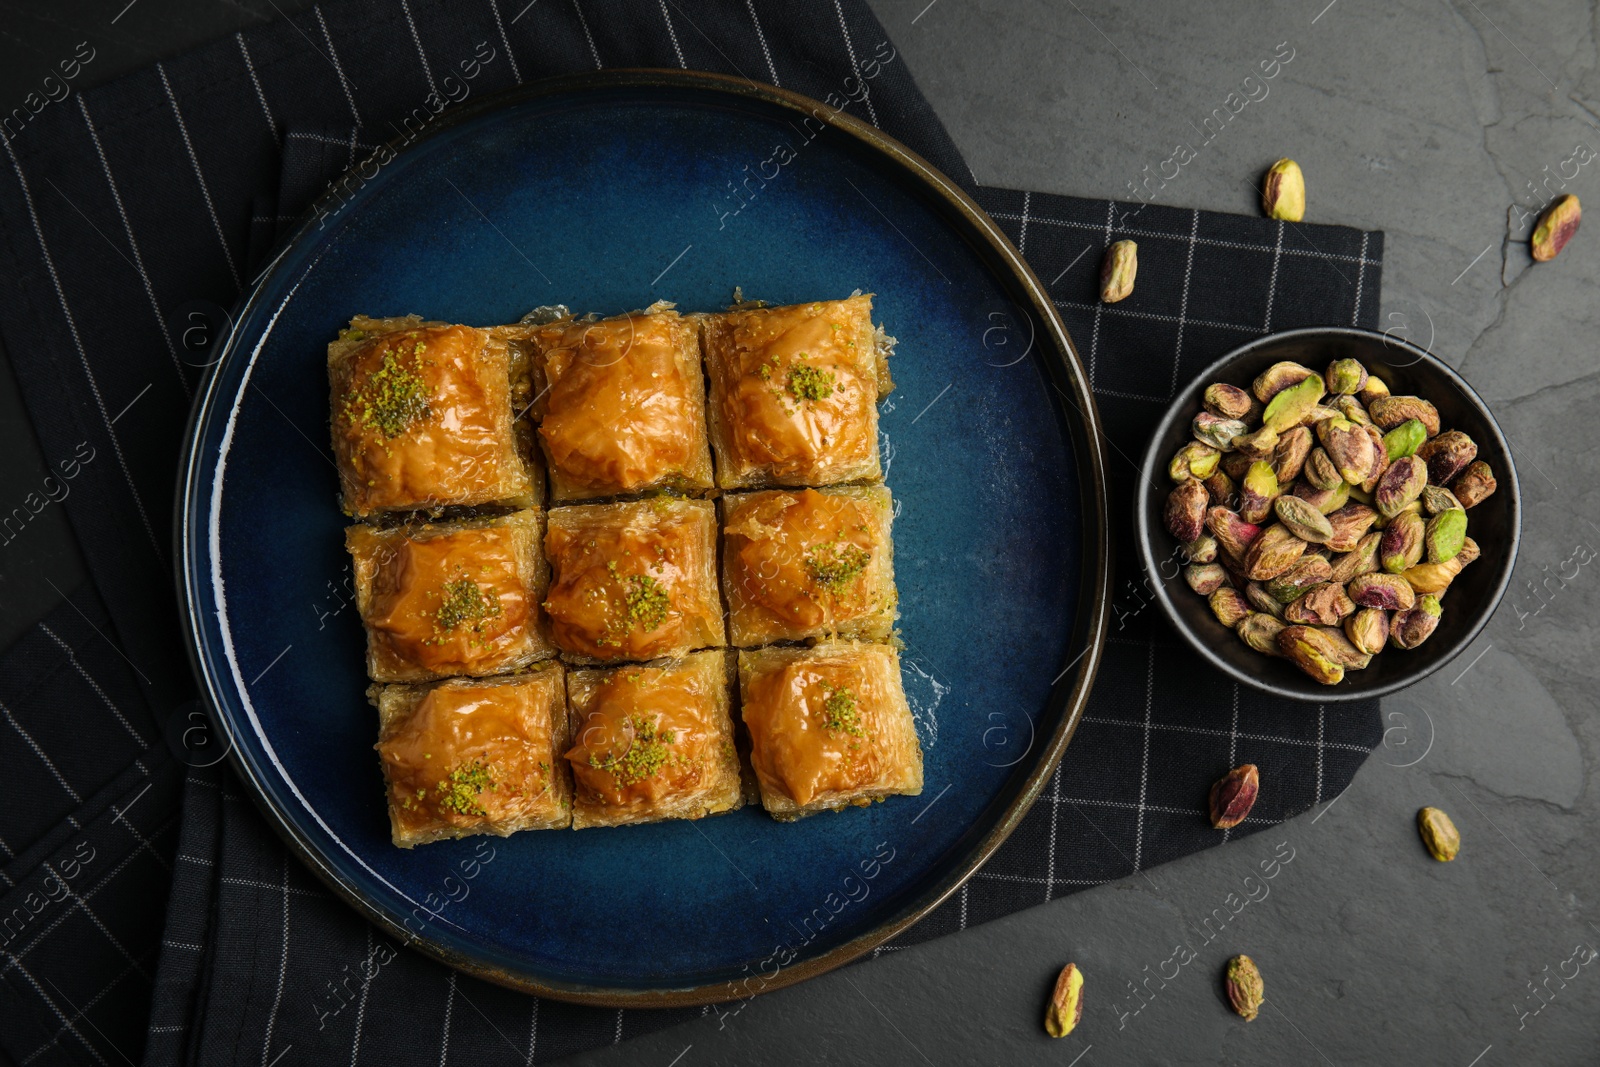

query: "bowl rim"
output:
172 68 1114 1007
1135 325 1521 702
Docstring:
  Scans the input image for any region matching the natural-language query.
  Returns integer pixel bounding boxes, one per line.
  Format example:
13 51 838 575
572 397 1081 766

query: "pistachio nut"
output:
1235 461 1278 525
1225 954 1266 1021
1221 451 1253 482
1375 455 1428 518
1381 418 1427 461
1183 534 1220 564
1531 193 1580 262
1208 506 1262 559
1165 480 1210 543
1421 485 1464 515
1457 536 1481 567
1245 581 1286 619
1284 582 1356 626
1202 472 1237 511
1209 763 1260 829
1401 557 1465 595
1450 459 1496 509
1264 554 1333 603
1346 482 1375 506
1292 479 1350 515
1328 531 1383 584
1333 393 1373 426
1233 425 1281 462
1347 571 1416 611
1357 375 1391 406
1325 358 1368 396
1204 382 1257 422
1315 624 1373 670
1186 563 1230 596
1381 510 1426 573
1416 430 1478 486
1325 503 1378 553
1210 587 1252 628
1277 624 1346 685
1045 962 1086 1038
1237 611 1287 654
1343 607 1390 655
1100 239 1137 303
1274 495 1335 544
1390 594 1443 648
1252 360 1315 403
1316 416 1379 485
1417 806 1461 862
1194 412 1249 452
1262 373 1327 433
1373 498 1420 529
1243 523 1307 581
1271 426 1313 484
1361 424 1391 493
1425 508 1467 563
1170 440 1222 482
1262 157 1306 221
1303 447 1343 491
1369 395 1441 438
1300 403 1343 428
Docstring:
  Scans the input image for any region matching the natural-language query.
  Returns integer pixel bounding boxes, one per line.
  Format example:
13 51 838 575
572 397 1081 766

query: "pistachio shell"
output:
1242 523 1307 581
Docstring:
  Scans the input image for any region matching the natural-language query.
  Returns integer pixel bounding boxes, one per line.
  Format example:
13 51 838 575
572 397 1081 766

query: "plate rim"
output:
175 67 1112 1007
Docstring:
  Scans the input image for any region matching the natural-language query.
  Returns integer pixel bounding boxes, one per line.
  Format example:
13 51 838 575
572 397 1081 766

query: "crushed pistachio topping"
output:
431 576 502 643
623 573 670 631
820 684 867 738
588 716 677 787
435 759 495 817
345 342 432 438
786 362 835 402
805 542 871 591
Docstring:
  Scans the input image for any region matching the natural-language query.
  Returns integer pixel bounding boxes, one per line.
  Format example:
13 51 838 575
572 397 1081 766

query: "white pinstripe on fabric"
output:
316 6 364 127
156 64 242 289
1261 218 1284 332
348 925 374 1066
744 0 779 85
0 697 80 803
1 137 165 557
1018 189 1031 255
5 954 109 1066
830 0 878 126
438 971 457 1066
400 0 440 96
38 622 149 746
1351 231 1370 325
38 861 149 979
571 0 603 68
1078 714 1372 753
1222 681 1239 842
487 0 524 83
258 855 293 1067
1131 642 1154 872
235 32 282 146
1084 200 1116 388
1168 208 1200 397
658 0 688 66
988 211 1383 265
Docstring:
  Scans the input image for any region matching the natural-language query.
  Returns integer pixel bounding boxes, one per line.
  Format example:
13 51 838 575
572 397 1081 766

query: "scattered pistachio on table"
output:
1531 194 1580 262
1262 158 1305 222
1044 962 1085 1038
1162 356 1494 684
1208 764 1260 829
1100 239 1137 303
1225 955 1265 1021
1417 806 1461 861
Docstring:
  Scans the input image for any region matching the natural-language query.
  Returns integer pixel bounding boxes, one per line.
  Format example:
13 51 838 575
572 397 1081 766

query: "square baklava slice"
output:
524 307 714 501
739 641 922 820
328 315 540 518
543 498 724 663
346 510 554 683
722 486 897 647
702 294 894 489
563 650 742 829
373 665 571 847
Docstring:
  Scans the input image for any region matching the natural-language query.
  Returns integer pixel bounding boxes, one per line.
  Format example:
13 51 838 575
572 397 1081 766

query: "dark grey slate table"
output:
2 0 1595 1063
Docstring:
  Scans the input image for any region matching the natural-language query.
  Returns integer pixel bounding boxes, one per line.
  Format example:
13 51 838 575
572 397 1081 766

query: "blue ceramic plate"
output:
179 71 1109 1005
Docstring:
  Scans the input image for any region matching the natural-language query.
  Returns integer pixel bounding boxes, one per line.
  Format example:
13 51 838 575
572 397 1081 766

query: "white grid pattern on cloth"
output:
156 63 242 290
39 623 147 746
1084 199 1116 388
1351 231 1370 326
658 0 688 67
315 6 364 127
1262 218 1285 332
487 0 524 84
571 0 604 69
987 210 1385 266
235 32 282 144
745 0 780 85
400 0 441 97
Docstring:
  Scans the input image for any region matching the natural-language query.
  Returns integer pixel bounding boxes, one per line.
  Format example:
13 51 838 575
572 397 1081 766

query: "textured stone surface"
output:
2 0 1597 1062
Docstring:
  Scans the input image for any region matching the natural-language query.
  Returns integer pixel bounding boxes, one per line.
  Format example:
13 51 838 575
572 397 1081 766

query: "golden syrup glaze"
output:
361 525 532 676
533 312 711 495
742 650 900 809
331 323 527 515
708 296 881 484
377 678 560 839
724 488 890 644
543 501 721 661
564 658 731 817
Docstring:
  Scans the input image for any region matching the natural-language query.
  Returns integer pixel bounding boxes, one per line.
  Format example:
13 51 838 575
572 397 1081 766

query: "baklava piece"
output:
373 666 571 847
563 651 742 829
525 307 714 501
542 498 724 663
328 315 539 518
346 510 554 683
739 642 923 820
702 294 894 489
722 486 898 647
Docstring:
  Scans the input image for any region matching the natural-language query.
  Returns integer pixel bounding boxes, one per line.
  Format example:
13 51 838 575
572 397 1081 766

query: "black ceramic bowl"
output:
1136 327 1521 701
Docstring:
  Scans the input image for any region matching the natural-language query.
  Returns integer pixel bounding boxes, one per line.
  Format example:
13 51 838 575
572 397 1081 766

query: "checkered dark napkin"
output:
0 0 1384 1062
